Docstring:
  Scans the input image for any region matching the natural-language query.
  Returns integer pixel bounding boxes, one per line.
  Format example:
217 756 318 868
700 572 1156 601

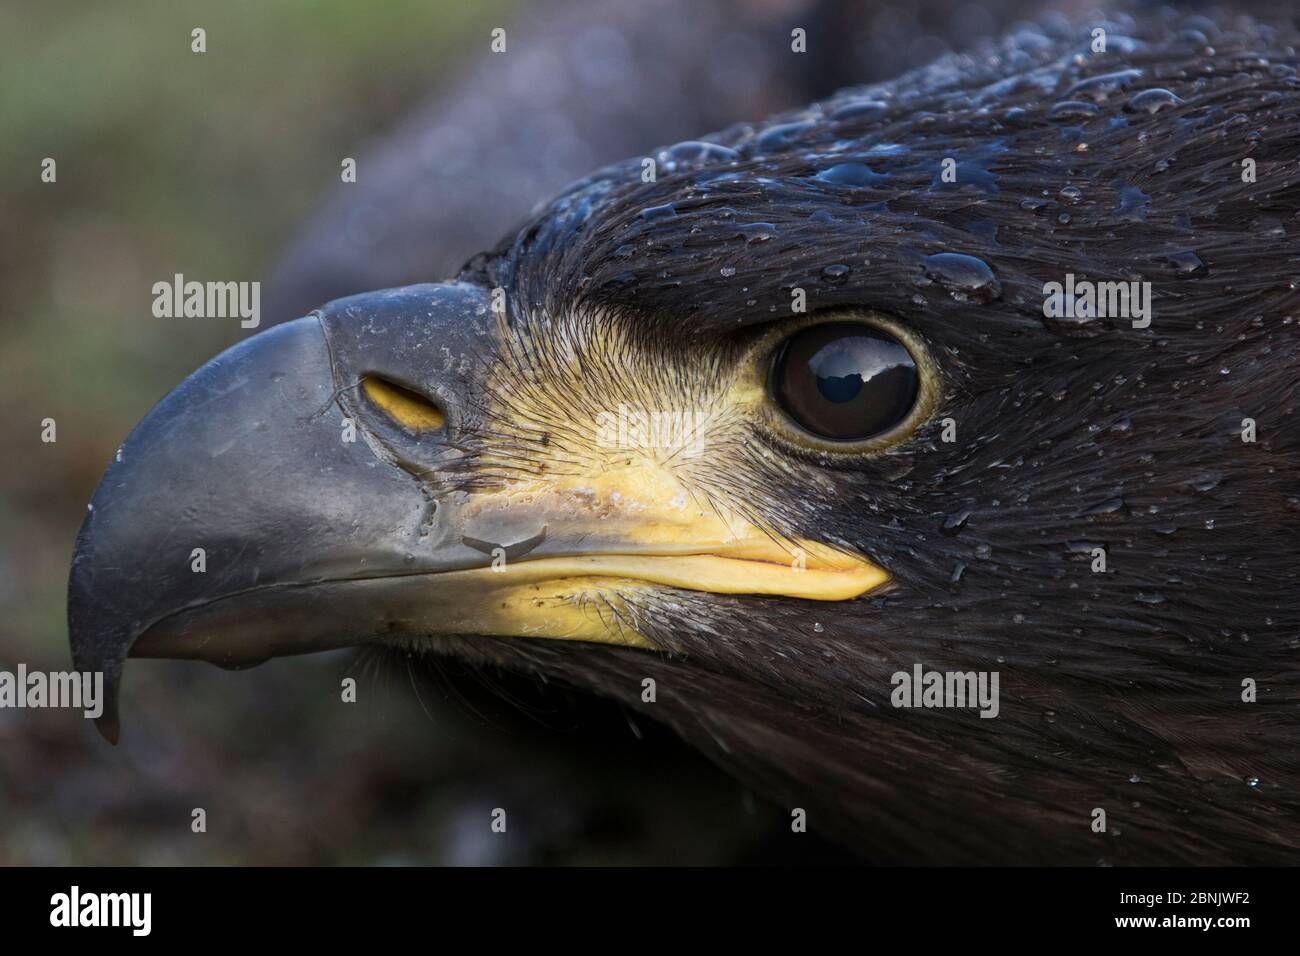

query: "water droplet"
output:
941 509 971 535
1066 69 1143 101
1059 185 1084 204
656 141 740 172
813 622 825 633
815 162 889 187
1114 184 1151 223
829 98 888 121
1129 773 1142 784
1126 88 1184 114
921 253 1001 304
929 141 1003 193
866 142 907 157
719 265 736 278
754 120 816 153
639 203 676 222
1162 250 1206 275
1085 497 1127 518
821 263 850 281
1245 776 1260 788
1050 100 1100 120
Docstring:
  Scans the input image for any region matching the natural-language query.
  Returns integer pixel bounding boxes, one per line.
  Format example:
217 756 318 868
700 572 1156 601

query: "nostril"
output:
361 376 446 432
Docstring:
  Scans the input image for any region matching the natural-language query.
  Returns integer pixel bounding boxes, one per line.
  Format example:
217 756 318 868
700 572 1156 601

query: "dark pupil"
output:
773 322 919 441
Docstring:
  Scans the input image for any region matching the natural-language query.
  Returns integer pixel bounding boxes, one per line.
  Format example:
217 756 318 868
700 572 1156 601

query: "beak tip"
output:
95 714 121 745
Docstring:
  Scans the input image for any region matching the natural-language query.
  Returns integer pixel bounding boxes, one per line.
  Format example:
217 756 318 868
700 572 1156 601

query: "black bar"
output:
1 866 1289 942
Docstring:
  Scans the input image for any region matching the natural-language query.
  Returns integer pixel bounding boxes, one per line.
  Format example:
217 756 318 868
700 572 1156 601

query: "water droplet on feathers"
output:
921 253 1001 303
815 162 889 187
1126 88 1184 113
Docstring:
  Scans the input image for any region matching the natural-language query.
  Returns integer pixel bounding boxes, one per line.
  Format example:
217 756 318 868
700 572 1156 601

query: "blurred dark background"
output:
3 0 1094 863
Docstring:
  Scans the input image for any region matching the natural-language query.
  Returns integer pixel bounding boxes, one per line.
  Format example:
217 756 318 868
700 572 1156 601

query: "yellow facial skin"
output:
360 310 931 649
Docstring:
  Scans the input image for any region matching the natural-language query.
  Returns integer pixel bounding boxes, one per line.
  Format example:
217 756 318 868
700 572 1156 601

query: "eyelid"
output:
727 310 939 459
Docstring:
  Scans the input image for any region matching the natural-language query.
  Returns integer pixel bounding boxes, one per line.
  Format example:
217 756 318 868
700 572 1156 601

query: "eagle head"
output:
69 10 1300 863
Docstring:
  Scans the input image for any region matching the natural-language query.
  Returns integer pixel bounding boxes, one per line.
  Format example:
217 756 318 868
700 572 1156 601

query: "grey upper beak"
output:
68 283 494 742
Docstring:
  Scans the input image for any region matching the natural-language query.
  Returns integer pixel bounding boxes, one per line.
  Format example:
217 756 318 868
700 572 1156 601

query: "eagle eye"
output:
772 323 919 441
746 313 936 456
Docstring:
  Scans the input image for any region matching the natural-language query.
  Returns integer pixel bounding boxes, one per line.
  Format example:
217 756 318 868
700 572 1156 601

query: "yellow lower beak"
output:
488 540 886 602
441 467 889 648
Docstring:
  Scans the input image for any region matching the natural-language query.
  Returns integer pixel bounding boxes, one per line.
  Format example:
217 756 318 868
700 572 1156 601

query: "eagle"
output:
69 8 1300 864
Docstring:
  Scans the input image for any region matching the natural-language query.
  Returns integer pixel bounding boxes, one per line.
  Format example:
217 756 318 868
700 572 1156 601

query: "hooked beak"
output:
69 283 887 743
